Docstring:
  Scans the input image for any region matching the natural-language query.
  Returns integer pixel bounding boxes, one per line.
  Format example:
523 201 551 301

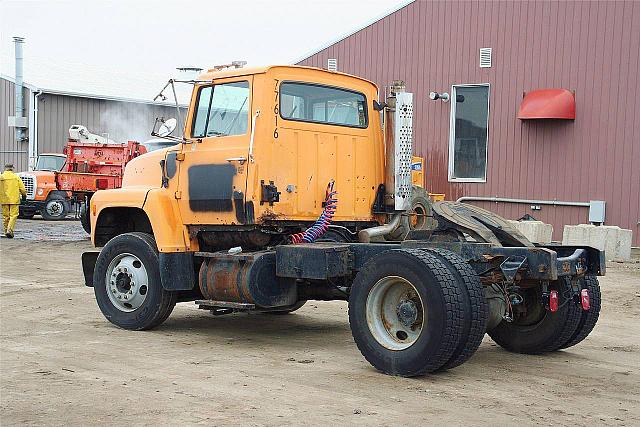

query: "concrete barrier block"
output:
617 228 633 261
562 224 633 261
507 220 553 244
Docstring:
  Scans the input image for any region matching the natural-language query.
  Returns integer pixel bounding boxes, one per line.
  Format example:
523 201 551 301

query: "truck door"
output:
268 80 374 221
176 77 253 225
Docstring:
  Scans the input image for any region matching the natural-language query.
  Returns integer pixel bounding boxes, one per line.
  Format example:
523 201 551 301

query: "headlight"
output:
37 188 44 196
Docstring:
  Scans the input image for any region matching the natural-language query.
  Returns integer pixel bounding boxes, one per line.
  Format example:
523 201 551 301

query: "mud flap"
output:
81 252 100 287
159 252 195 291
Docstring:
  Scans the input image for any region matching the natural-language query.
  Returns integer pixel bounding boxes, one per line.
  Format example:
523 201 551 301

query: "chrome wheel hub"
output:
105 253 149 312
46 200 64 217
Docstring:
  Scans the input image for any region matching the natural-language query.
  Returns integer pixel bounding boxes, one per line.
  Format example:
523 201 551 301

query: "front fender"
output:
91 186 191 252
91 187 147 245
143 188 191 252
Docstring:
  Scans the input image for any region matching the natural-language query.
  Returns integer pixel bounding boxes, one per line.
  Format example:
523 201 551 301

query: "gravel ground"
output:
1 219 639 425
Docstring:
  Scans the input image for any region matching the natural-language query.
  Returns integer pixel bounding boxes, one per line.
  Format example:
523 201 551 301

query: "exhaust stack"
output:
11 37 27 143
384 80 413 211
358 82 414 243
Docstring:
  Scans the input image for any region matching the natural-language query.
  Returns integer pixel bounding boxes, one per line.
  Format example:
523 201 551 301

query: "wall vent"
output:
327 58 338 72
479 48 492 68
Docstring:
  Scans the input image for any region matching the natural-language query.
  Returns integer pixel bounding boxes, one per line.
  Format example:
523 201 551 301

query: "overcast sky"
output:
0 0 407 100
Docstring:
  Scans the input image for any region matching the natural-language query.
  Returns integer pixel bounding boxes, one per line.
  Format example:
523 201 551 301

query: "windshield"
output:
191 81 250 138
36 155 66 171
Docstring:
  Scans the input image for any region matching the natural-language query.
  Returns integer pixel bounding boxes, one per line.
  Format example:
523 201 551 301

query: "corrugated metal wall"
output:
299 0 640 245
2 78 184 171
1 78 31 171
36 93 184 155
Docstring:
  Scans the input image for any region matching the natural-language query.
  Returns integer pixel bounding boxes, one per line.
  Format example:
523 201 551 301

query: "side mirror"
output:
154 117 177 137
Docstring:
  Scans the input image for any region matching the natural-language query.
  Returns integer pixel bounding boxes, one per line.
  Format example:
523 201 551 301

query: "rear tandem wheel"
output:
348 249 467 376
487 277 585 354
425 248 488 370
560 276 601 349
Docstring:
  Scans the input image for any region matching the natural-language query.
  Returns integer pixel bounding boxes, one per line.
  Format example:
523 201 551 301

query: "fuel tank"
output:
198 251 297 308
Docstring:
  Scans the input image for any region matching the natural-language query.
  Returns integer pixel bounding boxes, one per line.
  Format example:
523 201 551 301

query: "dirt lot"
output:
1 219 639 425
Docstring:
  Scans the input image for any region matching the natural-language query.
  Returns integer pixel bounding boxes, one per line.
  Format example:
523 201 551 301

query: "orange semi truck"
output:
81 65 604 377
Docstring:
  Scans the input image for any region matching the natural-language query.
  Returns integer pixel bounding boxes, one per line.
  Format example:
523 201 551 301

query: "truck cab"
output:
18 153 69 220
90 65 386 252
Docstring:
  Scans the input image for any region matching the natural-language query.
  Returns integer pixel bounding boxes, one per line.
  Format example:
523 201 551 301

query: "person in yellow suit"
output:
0 163 27 238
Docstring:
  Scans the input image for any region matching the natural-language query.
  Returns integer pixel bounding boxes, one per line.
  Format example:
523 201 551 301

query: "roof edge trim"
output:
0 74 39 92
1 74 187 107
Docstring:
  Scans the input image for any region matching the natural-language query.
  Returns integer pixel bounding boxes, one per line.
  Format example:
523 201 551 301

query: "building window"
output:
191 81 250 138
279 82 368 128
448 84 490 182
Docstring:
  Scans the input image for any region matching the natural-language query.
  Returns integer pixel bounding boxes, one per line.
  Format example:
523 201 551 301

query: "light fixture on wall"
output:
429 91 449 102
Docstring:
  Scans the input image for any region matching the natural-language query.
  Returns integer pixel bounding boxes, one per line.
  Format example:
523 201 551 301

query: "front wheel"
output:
41 195 69 220
93 232 177 330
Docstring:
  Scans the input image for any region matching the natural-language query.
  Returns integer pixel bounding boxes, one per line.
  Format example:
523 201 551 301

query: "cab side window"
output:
192 81 250 138
280 82 368 128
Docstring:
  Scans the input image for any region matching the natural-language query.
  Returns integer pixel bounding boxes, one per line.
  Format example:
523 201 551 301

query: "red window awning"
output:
518 89 575 120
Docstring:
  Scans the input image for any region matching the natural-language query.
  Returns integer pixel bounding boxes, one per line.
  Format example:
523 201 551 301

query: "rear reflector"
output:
580 289 590 311
549 290 559 312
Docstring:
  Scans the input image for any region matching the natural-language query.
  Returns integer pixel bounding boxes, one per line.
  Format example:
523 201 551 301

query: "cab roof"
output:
196 65 378 90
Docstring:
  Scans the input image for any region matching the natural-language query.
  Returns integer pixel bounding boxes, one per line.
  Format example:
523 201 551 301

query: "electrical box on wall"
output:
7 116 28 128
589 200 606 223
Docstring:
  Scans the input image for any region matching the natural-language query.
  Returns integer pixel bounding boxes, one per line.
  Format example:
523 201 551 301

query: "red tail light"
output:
580 289 590 311
549 290 559 312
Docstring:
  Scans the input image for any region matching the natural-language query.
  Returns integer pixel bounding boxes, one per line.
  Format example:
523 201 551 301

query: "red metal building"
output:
298 0 640 245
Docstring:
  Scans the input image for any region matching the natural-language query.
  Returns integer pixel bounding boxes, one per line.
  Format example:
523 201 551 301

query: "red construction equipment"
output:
56 139 146 193
56 126 147 232
19 125 147 231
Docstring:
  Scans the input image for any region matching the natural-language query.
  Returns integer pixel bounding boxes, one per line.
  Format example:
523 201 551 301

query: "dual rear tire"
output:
348 248 601 376
487 276 601 354
348 248 487 377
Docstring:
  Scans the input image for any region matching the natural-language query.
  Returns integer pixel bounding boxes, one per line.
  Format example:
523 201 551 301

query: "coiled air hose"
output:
290 180 338 244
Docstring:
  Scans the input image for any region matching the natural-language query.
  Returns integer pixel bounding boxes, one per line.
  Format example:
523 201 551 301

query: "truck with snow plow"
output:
81 65 603 376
